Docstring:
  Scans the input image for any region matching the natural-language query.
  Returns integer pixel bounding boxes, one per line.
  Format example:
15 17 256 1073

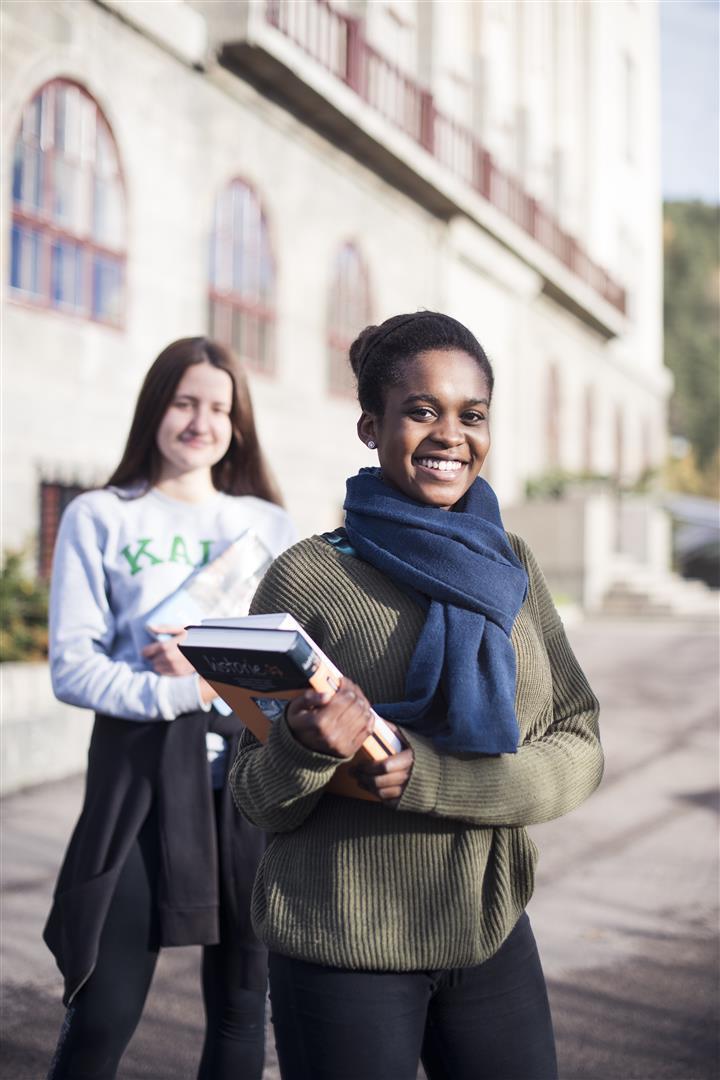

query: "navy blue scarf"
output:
343 469 528 753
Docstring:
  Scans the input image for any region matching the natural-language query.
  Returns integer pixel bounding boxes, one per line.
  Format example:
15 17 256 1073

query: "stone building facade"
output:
2 0 669 561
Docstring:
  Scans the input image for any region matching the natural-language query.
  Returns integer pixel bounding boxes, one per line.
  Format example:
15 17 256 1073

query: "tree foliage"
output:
0 550 49 662
663 201 720 472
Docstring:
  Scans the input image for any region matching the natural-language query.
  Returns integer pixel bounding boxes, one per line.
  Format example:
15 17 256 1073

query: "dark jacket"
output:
44 710 266 1005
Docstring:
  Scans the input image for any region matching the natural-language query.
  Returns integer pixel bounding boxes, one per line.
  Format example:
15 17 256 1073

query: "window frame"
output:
8 78 127 329
38 480 86 580
326 240 372 399
208 177 277 376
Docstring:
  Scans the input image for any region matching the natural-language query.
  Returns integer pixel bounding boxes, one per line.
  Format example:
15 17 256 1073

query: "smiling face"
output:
358 348 491 510
155 361 234 482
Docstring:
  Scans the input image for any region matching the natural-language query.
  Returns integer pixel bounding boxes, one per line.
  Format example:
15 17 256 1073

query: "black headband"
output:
356 311 447 374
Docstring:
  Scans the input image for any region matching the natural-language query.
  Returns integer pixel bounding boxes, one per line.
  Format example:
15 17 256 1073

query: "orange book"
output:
179 614 403 802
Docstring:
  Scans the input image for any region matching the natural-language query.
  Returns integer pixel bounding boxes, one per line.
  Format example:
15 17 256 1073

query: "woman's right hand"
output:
285 677 374 758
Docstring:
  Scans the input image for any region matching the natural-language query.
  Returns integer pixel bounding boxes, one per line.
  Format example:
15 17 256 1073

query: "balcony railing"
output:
266 0 626 315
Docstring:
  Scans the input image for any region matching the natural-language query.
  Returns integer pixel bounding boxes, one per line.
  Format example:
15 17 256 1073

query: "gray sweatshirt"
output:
49 486 297 722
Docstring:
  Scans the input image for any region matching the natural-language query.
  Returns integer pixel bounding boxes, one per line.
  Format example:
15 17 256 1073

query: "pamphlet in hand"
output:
178 613 404 802
143 530 275 637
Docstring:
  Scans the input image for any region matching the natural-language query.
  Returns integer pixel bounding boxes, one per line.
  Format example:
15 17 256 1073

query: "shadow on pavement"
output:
549 930 720 1080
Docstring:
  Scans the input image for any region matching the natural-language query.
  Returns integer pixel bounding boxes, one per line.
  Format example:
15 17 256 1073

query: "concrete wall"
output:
1 663 92 795
503 492 673 610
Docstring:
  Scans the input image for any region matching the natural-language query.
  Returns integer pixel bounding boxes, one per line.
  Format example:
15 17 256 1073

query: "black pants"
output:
47 800 265 1080
269 913 557 1080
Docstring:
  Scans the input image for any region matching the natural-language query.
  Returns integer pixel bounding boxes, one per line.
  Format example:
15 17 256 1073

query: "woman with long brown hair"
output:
44 337 296 1080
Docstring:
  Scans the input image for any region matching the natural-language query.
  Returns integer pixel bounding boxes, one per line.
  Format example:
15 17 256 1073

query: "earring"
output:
367 440 377 450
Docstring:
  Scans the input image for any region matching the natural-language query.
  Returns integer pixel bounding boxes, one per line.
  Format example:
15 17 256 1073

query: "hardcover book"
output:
179 613 404 802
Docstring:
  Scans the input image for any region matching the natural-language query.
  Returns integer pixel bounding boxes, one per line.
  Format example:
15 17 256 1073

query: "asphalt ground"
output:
1 616 718 1080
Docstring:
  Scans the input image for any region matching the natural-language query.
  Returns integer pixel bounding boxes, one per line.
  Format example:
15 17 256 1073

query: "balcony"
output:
218 0 627 337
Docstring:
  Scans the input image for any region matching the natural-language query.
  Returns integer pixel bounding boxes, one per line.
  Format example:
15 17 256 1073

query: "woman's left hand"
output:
352 746 415 806
142 625 195 676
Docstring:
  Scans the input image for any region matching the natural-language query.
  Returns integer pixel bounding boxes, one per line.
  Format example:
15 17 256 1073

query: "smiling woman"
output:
357 348 491 510
154 363 234 489
43 336 297 1080
230 311 604 1080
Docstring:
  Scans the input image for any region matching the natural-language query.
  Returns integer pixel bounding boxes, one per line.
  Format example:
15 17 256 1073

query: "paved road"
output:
1 617 718 1080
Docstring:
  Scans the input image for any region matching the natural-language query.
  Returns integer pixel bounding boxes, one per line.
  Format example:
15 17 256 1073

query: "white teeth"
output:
416 458 464 472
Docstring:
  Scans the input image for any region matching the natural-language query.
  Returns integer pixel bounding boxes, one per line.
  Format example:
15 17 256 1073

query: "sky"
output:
660 0 719 202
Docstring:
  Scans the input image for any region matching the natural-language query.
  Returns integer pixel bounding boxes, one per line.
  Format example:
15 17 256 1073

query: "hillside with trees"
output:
663 201 720 495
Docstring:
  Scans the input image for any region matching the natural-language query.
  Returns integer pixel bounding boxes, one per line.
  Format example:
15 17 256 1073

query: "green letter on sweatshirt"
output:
169 535 193 567
121 539 164 576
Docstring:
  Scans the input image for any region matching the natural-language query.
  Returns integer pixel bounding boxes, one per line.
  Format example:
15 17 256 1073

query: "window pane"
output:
53 85 67 151
10 225 43 296
92 176 123 248
92 255 122 321
212 231 232 291
12 143 23 203
259 246 274 303
22 94 42 140
10 225 23 289
52 157 87 230
13 143 44 210
28 230 42 295
80 96 97 164
212 187 234 291
54 84 82 158
51 240 84 311
233 184 248 294
95 123 117 177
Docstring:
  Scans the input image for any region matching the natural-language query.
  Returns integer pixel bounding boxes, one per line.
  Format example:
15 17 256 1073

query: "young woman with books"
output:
231 311 604 1080
44 337 296 1080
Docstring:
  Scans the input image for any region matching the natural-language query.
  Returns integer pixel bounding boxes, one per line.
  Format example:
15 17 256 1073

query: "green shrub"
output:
524 470 615 500
0 550 49 662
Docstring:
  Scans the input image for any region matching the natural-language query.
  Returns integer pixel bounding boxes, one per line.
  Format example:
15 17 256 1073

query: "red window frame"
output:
208 179 277 374
38 481 86 580
9 79 127 327
327 241 371 397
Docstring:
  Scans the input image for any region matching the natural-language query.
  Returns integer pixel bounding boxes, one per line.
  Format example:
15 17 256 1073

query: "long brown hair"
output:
107 337 283 504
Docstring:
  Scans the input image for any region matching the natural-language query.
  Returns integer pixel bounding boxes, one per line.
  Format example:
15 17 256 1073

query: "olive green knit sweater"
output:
229 532 602 971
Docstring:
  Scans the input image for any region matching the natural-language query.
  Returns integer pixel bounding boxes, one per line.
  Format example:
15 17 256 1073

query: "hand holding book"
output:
178 612 409 801
285 678 375 759
142 624 218 705
350 737 415 805
285 679 414 803
142 625 195 675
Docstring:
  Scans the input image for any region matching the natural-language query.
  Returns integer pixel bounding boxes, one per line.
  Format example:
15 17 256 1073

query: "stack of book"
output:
179 613 403 801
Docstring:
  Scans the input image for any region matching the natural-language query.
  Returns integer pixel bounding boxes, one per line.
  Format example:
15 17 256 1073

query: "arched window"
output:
9 79 125 324
327 242 371 396
209 180 276 373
